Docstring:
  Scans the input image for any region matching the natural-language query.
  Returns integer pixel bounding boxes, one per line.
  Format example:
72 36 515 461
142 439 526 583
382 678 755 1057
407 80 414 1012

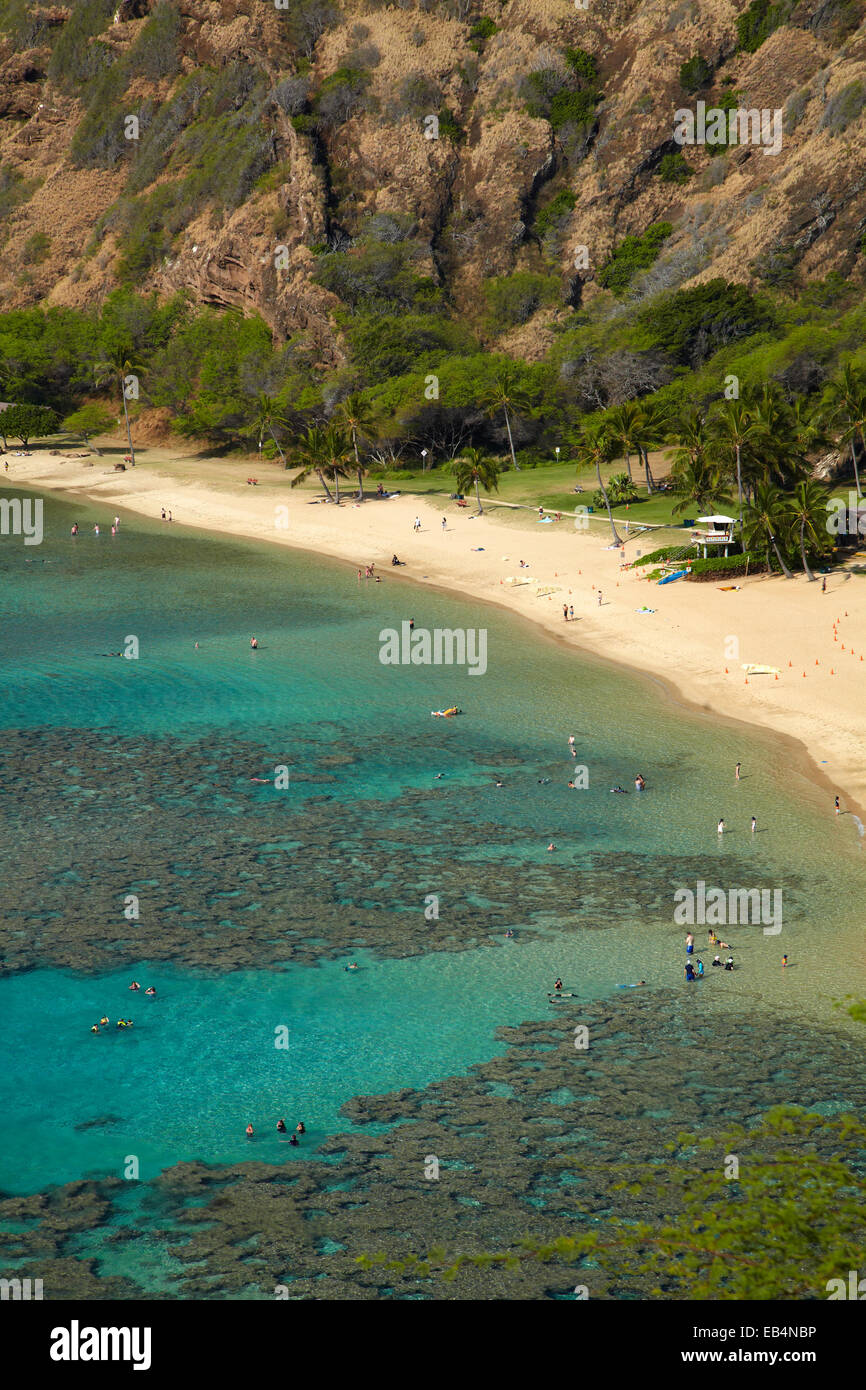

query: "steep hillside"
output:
1 0 865 369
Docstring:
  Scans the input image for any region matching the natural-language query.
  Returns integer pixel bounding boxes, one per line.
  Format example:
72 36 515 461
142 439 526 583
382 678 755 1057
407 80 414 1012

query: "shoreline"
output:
8 444 866 828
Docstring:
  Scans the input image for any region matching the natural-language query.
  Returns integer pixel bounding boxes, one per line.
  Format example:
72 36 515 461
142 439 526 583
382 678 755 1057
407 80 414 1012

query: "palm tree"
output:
95 345 145 467
570 421 621 544
318 423 352 504
743 481 794 578
334 393 378 498
605 401 642 482
785 479 829 582
481 367 534 473
709 399 763 538
250 393 287 466
453 446 500 514
789 398 828 477
633 400 669 495
670 458 727 518
826 362 866 499
289 425 335 502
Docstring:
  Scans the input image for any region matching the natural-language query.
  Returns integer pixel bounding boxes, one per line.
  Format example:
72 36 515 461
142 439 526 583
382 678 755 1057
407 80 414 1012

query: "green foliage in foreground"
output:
357 1108 866 1298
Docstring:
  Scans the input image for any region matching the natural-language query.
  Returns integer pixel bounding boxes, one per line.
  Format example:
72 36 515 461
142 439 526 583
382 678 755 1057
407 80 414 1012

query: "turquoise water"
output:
0 485 864 1206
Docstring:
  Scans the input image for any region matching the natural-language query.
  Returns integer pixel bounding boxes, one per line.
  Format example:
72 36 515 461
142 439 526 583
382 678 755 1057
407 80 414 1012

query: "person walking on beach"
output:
563 604 568 621
414 516 421 532
822 576 827 593
442 517 447 531
835 796 840 815
597 590 603 607
161 508 166 521
569 605 574 620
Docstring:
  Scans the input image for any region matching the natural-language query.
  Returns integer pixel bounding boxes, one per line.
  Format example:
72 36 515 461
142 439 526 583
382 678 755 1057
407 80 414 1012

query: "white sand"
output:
9 444 866 818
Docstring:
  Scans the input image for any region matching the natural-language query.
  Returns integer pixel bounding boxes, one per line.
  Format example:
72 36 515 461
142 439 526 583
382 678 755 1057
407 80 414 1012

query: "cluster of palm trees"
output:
267 365 535 501
565 367 866 578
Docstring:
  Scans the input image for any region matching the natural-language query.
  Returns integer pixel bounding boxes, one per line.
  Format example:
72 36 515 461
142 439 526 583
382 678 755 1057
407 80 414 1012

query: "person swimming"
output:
129 981 141 991
724 956 734 970
100 1016 109 1026
610 786 628 794
547 843 556 851
296 1122 305 1134
504 929 514 938
289 1132 299 1146
276 1119 287 1133
91 1024 100 1033
144 987 156 996
246 1124 254 1137
345 962 359 971
554 978 563 992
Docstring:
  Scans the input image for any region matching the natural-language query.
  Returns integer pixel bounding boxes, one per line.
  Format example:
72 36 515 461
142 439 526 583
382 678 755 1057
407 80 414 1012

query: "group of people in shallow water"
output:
89 981 156 1033
246 1120 306 1145
685 930 735 981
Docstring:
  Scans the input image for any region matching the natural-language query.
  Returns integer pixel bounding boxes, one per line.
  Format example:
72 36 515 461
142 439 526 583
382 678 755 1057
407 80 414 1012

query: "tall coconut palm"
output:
605 400 642 482
334 392 378 498
95 345 145 467
785 479 830 582
250 393 287 466
826 362 866 499
570 421 621 544
709 399 763 538
480 367 534 473
318 422 353 504
290 425 335 502
670 458 727 518
789 398 829 476
453 446 500 514
633 399 669 495
743 481 794 578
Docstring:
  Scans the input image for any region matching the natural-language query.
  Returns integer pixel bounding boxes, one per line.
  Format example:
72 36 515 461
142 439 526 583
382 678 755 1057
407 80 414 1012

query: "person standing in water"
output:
717 818 725 835
250 637 258 649
735 762 741 781
751 816 757 834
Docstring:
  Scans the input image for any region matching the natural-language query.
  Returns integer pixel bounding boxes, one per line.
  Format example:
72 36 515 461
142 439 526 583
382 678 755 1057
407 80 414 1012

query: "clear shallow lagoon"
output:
0 486 863 1214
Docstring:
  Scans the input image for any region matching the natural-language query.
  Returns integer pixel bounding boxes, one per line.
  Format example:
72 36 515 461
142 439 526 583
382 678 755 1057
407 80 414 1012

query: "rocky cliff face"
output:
1 0 865 359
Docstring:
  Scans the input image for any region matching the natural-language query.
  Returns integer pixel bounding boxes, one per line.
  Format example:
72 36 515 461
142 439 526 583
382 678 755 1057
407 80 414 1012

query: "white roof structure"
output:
696 514 735 524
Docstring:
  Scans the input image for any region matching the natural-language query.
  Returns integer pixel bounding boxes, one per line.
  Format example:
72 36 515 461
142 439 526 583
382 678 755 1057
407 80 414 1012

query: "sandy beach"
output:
8 443 866 821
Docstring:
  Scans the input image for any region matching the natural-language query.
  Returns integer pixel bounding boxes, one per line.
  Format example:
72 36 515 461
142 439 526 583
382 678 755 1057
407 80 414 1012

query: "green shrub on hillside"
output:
636 279 775 366
820 80 866 134
314 239 442 313
598 222 672 297
657 153 693 184
125 1 183 82
520 47 601 160
534 188 577 246
483 272 560 329
679 54 713 92
47 0 115 88
736 0 793 52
